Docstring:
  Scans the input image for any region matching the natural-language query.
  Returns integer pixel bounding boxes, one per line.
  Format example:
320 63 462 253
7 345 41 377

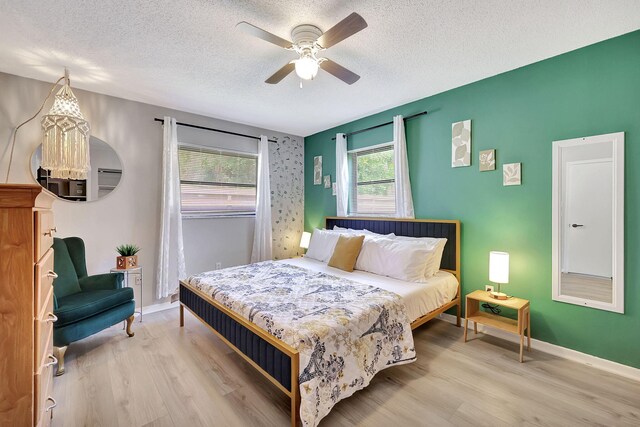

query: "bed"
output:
178 217 461 426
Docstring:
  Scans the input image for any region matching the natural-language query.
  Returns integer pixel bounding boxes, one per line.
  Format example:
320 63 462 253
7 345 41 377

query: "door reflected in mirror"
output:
552 132 624 313
30 136 123 202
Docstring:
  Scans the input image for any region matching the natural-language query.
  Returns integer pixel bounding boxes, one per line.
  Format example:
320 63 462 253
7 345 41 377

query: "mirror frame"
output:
551 132 625 313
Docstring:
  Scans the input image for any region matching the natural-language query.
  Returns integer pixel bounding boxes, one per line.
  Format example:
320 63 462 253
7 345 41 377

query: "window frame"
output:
178 143 258 219
348 141 396 217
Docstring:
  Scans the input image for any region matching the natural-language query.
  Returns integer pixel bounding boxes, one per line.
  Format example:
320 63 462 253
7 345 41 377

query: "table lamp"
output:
489 251 509 300
299 232 311 250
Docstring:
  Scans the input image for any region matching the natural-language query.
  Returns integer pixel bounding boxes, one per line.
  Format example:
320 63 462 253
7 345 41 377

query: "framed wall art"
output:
479 149 496 171
503 162 522 186
452 120 472 167
313 156 322 185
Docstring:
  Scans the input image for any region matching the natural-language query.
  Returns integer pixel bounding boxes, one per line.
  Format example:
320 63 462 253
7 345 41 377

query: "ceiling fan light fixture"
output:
294 56 319 80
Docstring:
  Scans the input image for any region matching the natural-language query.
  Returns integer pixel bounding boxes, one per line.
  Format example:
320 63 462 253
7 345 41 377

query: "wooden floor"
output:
561 273 613 303
51 307 640 427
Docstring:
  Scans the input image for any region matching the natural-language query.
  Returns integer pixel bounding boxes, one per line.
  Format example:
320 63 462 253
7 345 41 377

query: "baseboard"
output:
438 313 640 382
139 301 178 316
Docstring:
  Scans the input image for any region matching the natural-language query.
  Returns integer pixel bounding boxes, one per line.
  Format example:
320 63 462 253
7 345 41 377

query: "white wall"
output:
182 217 254 276
0 71 303 307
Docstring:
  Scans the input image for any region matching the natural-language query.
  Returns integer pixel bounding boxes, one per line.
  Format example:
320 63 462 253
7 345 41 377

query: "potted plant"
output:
116 244 140 269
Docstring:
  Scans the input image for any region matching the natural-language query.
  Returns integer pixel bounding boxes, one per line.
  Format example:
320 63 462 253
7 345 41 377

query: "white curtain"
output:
157 116 186 299
335 133 349 216
251 135 273 262
393 115 415 218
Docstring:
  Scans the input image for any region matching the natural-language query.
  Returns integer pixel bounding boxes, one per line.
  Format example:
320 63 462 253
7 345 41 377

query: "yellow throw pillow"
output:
328 235 365 272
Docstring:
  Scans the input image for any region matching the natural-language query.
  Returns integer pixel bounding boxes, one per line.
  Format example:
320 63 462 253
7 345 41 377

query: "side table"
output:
464 290 531 362
111 266 143 322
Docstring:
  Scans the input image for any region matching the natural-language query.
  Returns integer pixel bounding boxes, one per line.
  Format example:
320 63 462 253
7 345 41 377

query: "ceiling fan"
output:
236 12 367 86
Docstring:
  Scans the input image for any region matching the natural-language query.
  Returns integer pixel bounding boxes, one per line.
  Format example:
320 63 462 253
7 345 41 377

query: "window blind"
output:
178 145 257 216
348 145 395 215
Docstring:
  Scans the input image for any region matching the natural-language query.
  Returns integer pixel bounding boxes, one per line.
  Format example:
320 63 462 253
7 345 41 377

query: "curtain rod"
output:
154 118 277 143
330 111 428 141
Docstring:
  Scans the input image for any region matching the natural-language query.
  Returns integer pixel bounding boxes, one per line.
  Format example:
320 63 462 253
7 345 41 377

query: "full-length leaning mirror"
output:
552 132 624 313
30 136 123 202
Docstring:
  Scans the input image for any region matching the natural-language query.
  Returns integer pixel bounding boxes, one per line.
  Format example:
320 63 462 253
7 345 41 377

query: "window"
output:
349 144 395 215
178 145 257 216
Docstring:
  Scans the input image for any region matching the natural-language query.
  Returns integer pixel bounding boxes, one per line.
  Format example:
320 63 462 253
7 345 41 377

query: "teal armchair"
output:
52 237 135 375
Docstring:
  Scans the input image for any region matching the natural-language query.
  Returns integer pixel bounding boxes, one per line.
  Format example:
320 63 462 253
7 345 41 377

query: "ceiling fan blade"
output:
265 62 295 84
320 59 360 85
316 13 367 49
236 21 293 49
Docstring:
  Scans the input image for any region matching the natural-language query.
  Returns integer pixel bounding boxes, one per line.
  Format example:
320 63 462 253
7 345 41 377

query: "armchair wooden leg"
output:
180 304 184 327
126 315 135 337
456 300 461 327
53 346 67 376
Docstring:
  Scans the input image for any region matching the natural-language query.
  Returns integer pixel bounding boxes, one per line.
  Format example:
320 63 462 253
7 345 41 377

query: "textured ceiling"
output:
0 1 639 136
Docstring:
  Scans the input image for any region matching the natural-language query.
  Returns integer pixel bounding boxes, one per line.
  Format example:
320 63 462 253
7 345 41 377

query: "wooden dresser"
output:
0 184 57 427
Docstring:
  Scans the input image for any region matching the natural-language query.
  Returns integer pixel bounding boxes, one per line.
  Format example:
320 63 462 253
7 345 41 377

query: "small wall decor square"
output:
479 149 496 171
323 175 331 189
313 156 322 185
332 182 337 196
503 163 522 186
452 119 471 167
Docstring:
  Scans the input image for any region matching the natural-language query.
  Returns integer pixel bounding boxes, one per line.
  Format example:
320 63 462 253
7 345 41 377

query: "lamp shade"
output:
489 251 509 284
40 81 91 180
294 56 319 80
300 231 312 249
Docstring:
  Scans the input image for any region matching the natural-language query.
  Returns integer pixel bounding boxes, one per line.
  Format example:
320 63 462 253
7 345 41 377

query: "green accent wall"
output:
304 31 640 368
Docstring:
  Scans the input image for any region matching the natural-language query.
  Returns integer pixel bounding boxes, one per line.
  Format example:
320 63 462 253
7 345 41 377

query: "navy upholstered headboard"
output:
325 217 460 279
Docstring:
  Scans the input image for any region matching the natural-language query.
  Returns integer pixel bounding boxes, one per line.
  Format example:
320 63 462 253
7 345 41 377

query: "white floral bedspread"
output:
186 261 416 426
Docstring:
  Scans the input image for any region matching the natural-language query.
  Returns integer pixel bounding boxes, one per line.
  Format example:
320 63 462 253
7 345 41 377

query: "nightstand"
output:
464 290 531 362
111 266 143 322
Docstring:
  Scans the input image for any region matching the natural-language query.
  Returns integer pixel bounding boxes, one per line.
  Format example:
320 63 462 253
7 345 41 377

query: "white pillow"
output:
363 228 396 238
393 236 448 277
332 226 395 238
355 238 433 282
305 229 342 262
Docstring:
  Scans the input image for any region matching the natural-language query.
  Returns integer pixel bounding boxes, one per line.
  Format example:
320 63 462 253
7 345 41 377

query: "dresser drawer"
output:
35 210 55 261
36 318 55 373
35 286 55 369
35 248 55 313
34 360 55 427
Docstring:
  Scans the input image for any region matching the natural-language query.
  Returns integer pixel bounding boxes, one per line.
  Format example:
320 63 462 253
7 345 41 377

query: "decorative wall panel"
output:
269 136 304 260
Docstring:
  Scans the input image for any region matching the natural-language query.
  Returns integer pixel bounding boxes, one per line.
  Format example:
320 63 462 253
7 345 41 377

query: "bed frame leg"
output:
179 304 184 327
290 395 300 427
291 353 300 427
456 299 461 327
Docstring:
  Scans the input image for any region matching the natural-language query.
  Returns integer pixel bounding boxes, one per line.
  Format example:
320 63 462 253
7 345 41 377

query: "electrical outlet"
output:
485 285 494 292
215 262 222 270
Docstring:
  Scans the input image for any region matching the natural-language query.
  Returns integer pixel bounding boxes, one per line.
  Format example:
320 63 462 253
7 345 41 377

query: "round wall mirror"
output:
30 136 123 202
